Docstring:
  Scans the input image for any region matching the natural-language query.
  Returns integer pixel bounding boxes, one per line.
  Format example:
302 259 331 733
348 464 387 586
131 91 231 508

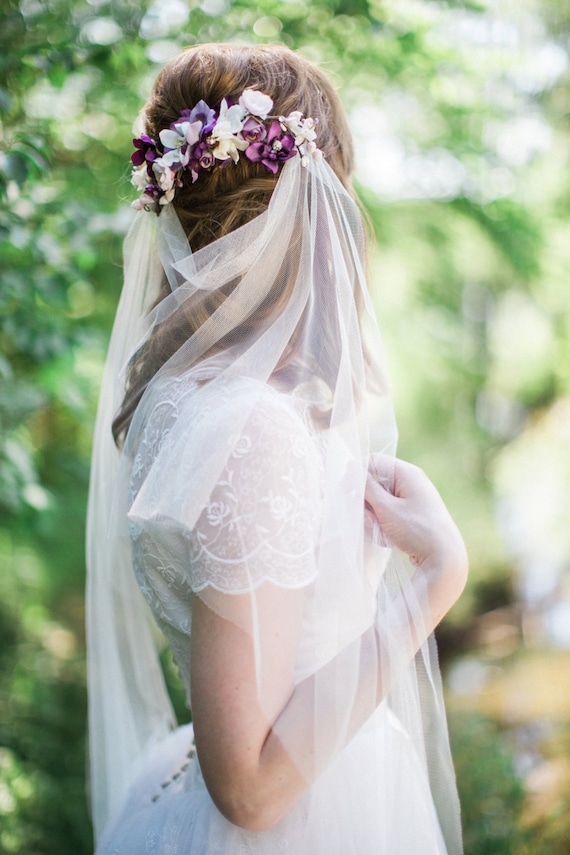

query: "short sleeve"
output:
128 381 322 606
186 398 321 593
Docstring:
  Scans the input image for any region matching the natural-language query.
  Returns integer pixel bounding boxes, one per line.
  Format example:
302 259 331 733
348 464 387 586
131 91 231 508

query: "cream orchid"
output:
152 159 176 192
210 99 249 162
131 164 151 190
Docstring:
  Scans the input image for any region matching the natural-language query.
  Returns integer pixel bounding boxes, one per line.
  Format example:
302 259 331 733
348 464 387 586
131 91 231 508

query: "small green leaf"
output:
0 87 11 114
4 152 29 186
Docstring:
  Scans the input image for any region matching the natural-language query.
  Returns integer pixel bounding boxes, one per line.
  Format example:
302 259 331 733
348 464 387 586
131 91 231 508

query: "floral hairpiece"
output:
131 89 323 210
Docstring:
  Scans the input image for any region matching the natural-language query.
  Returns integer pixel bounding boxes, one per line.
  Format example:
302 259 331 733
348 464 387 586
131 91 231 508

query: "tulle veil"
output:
86 154 463 853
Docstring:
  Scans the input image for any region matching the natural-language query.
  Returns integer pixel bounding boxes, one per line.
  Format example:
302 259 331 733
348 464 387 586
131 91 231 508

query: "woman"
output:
87 43 467 854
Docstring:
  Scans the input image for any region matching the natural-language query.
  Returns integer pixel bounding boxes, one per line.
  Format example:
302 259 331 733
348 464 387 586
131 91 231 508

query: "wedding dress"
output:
87 156 463 854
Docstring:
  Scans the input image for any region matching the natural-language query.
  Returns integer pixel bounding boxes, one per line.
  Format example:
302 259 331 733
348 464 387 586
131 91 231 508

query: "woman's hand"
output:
365 454 468 606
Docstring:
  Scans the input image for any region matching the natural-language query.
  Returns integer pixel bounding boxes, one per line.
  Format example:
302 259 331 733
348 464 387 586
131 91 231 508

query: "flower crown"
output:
131 88 323 210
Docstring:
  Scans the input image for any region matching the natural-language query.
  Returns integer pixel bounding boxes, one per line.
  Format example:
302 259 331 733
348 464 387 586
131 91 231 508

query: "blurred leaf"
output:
0 86 11 113
3 152 29 186
0 0 569 851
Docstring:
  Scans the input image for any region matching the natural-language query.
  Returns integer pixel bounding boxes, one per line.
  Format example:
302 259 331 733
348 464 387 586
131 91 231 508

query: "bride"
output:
86 42 467 854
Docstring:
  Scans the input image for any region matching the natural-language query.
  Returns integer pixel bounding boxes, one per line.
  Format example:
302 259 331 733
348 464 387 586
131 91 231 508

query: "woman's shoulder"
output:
150 372 312 439
127 372 322 540
128 371 317 482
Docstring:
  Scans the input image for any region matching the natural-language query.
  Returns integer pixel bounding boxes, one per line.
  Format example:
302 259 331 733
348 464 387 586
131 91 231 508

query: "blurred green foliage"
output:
450 713 570 855
1 0 569 852
450 712 528 855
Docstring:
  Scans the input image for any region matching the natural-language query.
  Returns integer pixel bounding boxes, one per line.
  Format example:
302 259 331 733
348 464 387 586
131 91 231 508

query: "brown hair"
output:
113 43 356 446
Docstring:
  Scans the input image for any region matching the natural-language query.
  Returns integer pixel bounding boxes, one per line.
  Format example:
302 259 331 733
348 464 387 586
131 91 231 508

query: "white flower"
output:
131 164 150 190
131 193 155 210
267 492 293 522
300 140 316 155
152 159 176 192
213 99 246 135
206 501 230 527
231 435 252 458
298 139 323 167
158 187 175 205
281 111 303 136
160 148 183 168
160 120 202 167
282 112 317 147
209 99 248 163
210 134 248 163
160 126 186 151
290 434 308 459
280 112 322 165
239 89 274 119
296 120 317 146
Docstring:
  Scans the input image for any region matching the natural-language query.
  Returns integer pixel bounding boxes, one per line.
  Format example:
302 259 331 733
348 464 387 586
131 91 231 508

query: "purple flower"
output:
240 117 267 143
184 100 217 131
145 183 164 201
131 134 158 167
187 141 215 182
131 90 321 211
199 151 214 169
245 121 297 174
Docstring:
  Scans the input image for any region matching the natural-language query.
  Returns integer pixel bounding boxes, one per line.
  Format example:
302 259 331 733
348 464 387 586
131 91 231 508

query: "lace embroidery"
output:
186 403 320 592
127 376 322 692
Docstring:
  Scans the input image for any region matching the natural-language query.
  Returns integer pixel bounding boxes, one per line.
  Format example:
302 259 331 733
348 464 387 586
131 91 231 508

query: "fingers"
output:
366 454 468 593
368 454 428 502
368 453 395 491
364 472 396 518
364 472 404 550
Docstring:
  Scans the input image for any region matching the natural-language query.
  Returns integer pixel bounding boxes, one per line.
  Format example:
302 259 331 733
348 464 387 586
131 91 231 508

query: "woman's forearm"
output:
194 458 468 832
229 551 466 830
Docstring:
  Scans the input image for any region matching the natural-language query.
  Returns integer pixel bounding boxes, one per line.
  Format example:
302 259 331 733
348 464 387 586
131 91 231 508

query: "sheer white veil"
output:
86 155 463 852
86 209 176 837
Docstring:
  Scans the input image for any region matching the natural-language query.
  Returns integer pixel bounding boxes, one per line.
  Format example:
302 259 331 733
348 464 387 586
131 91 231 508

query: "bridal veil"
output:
86 153 463 853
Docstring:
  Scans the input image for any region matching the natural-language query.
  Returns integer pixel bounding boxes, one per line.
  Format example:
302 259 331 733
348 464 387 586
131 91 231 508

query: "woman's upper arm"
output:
190 583 305 827
182 395 320 826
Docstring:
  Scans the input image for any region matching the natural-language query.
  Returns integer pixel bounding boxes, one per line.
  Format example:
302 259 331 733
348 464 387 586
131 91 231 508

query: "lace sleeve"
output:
186 400 321 593
128 382 322 600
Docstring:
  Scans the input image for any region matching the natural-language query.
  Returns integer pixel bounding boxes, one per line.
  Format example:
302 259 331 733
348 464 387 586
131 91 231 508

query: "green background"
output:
1 0 569 852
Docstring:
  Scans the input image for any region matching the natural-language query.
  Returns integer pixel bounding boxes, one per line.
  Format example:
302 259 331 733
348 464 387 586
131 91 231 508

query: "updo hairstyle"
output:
112 44 355 446
144 43 354 251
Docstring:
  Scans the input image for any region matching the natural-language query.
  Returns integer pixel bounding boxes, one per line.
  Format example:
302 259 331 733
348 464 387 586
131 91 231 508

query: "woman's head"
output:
113 44 358 446
142 43 354 250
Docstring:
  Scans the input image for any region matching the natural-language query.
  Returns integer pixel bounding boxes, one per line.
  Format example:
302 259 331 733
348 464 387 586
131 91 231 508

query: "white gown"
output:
95 373 449 855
